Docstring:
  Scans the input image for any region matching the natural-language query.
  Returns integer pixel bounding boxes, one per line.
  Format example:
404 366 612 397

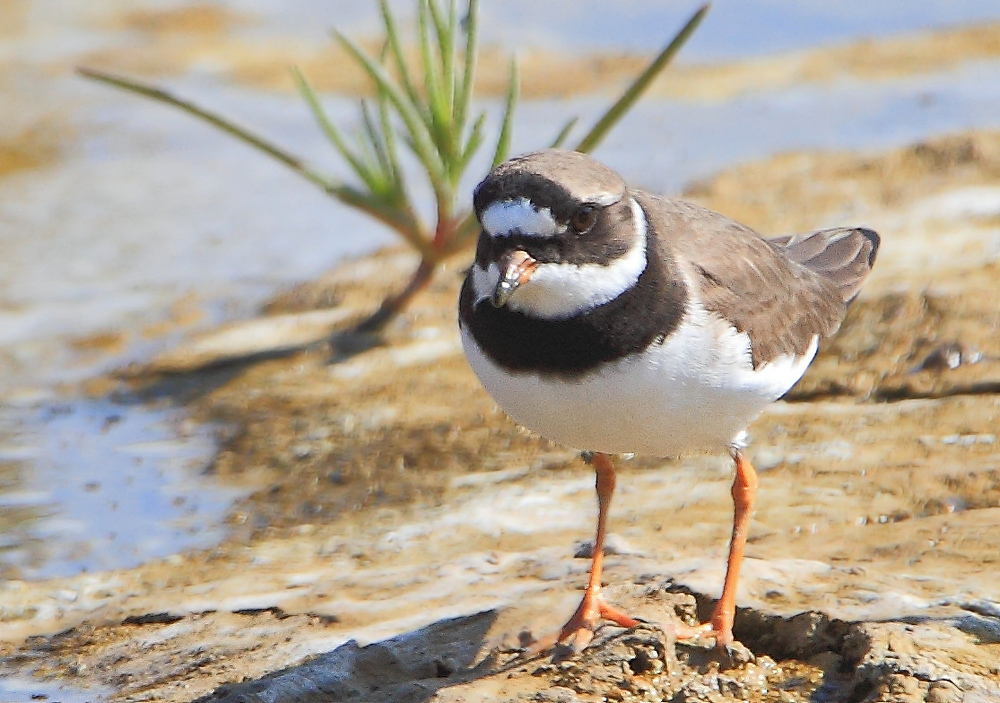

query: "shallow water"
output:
0 396 240 579
0 675 109 703
519 59 1000 194
1 1 1000 583
239 0 1000 59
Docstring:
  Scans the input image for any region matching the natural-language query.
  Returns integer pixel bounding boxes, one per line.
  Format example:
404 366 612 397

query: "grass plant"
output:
80 2 708 333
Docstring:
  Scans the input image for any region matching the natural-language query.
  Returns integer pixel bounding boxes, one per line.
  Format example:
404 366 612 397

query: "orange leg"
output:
677 448 758 647
536 450 757 653
553 452 639 652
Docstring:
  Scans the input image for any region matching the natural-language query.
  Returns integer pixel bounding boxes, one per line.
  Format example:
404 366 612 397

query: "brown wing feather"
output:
636 193 877 368
771 227 880 302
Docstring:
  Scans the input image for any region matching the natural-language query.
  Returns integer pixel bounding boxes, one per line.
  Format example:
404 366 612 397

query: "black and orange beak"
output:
491 249 538 308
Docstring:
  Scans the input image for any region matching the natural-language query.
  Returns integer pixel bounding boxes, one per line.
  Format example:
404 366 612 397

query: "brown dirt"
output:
3 131 1000 700
651 22 1000 101
0 121 66 179
114 5 248 36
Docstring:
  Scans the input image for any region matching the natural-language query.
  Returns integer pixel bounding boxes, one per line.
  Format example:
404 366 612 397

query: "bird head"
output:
468 149 648 320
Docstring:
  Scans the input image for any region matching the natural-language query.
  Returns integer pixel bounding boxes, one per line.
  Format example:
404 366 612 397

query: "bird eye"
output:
570 206 597 233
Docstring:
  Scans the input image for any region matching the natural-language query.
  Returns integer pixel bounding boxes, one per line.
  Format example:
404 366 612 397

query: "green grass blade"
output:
454 0 479 136
359 99 394 185
78 67 419 239
378 0 424 117
78 66 334 192
334 29 448 186
549 116 578 148
372 39 406 200
332 184 430 255
575 3 708 154
418 0 451 159
376 86 404 197
418 0 442 112
354 133 392 196
438 0 463 172
428 0 457 118
445 1 459 118
491 58 519 167
458 112 485 174
291 66 383 190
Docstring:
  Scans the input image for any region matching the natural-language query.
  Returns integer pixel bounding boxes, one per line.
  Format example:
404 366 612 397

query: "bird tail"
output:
770 227 880 303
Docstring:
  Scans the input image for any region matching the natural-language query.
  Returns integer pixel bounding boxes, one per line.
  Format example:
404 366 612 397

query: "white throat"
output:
471 197 650 320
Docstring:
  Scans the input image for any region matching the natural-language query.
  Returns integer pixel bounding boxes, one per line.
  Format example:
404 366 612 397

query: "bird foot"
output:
673 614 746 660
673 620 731 645
527 590 640 655
673 621 752 666
522 596 749 666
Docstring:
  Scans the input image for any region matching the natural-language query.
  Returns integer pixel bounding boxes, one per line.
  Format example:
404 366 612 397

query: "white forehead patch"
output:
481 197 563 238
505 197 649 320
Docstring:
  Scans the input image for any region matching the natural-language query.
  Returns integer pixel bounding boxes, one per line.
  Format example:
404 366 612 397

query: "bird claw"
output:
562 592 639 636
672 619 752 665
671 620 715 641
720 640 754 666
524 591 640 657
673 620 731 644
551 627 595 660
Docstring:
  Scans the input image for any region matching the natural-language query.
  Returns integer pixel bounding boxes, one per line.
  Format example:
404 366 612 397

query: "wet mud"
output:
1 128 999 701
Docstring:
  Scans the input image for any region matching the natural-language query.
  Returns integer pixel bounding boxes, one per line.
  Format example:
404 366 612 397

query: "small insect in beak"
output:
492 250 537 308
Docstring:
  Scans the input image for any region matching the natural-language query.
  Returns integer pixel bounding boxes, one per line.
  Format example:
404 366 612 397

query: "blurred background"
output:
1 0 999 592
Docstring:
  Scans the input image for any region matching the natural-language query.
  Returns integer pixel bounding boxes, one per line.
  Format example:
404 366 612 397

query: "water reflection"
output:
0 675 109 703
0 397 242 580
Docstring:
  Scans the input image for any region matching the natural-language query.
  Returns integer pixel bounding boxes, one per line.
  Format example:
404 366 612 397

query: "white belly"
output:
461 306 818 457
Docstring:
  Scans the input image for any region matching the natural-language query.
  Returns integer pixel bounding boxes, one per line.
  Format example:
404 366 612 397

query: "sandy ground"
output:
0 128 998 701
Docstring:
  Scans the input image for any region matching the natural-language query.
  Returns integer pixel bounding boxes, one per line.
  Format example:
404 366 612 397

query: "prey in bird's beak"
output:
492 250 538 308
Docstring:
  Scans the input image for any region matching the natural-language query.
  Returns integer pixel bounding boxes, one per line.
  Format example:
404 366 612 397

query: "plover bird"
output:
458 149 880 651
